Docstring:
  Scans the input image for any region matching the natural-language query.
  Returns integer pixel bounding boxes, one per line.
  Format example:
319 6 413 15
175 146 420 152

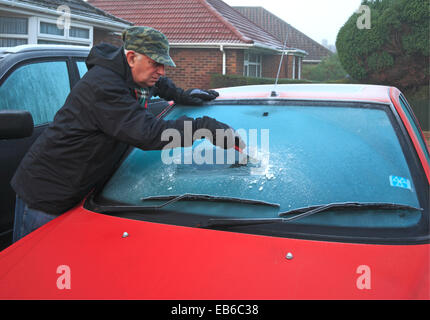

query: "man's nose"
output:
157 64 165 76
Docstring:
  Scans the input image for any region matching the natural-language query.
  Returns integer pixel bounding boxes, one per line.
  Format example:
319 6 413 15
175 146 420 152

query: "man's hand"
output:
154 77 219 105
214 128 246 150
180 89 219 105
194 116 245 150
188 89 219 100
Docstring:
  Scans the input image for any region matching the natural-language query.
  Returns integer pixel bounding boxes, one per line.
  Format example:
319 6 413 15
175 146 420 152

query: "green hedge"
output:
336 0 429 90
301 54 348 82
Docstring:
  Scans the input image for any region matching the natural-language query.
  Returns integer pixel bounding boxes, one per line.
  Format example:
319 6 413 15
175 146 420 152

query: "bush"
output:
336 0 430 90
301 54 348 81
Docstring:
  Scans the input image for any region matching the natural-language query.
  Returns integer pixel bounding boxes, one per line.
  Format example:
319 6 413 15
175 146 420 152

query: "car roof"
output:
0 44 91 79
215 84 393 104
0 44 90 56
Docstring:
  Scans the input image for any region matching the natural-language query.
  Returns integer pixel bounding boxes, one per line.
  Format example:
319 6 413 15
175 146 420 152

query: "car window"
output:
99 103 423 231
399 95 430 164
76 60 88 78
0 60 70 126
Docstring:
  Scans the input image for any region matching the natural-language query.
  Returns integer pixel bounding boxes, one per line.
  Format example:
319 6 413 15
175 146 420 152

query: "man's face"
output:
126 51 165 88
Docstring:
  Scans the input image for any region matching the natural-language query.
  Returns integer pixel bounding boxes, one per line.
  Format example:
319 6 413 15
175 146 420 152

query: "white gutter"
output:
170 42 309 58
220 45 226 75
170 42 283 53
303 59 322 64
0 0 131 30
283 49 308 57
170 42 254 50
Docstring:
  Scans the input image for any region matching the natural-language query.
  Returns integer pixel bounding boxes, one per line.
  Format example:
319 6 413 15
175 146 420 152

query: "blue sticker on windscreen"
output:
389 175 412 190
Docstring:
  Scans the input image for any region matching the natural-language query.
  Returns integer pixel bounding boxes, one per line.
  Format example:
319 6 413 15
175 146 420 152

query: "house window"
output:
40 21 64 36
69 27 90 39
244 52 262 78
0 16 27 34
0 16 93 47
0 38 27 46
294 56 302 80
0 16 28 46
38 18 92 46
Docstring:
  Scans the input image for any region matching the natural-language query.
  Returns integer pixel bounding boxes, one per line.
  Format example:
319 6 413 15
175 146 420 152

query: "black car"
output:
0 44 170 250
0 45 89 249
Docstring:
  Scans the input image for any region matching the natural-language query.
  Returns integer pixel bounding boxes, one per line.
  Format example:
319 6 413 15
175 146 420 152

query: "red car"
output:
0 84 428 299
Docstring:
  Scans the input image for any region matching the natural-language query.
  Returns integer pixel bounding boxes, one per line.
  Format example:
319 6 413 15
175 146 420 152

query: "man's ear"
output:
126 51 137 68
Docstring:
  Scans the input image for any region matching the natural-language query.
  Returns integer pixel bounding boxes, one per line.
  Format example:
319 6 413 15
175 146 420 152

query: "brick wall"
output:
226 49 244 76
287 55 294 79
166 48 237 89
261 55 299 79
165 49 302 89
262 54 290 78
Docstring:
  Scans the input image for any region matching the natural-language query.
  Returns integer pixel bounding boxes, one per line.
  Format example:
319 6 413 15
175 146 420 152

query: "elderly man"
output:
11 26 243 242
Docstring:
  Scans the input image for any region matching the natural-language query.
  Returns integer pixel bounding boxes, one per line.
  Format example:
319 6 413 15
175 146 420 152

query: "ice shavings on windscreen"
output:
101 104 420 222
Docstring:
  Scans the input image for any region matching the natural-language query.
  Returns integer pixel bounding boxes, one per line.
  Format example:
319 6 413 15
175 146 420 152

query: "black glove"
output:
193 116 245 150
179 89 219 106
188 89 219 100
154 77 219 106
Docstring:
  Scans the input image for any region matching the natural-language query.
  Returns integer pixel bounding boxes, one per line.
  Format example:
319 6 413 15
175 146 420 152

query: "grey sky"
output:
224 0 362 45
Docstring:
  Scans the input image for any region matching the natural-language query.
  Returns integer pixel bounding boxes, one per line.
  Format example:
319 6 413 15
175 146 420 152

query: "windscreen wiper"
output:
201 202 422 228
141 194 280 208
93 193 279 214
278 202 423 221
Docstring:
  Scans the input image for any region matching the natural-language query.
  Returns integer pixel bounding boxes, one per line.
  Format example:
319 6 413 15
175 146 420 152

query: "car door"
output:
0 56 80 250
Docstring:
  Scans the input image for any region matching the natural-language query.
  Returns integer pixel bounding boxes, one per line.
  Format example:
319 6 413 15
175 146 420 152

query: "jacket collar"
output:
86 43 142 90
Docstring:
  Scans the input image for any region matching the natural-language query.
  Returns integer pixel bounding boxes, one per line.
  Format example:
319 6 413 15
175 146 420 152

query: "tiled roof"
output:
234 6 333 62
88 0 285 50
12 0 132 26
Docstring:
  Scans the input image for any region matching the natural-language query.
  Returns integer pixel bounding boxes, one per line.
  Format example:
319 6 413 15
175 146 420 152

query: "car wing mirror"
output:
0 110 34 139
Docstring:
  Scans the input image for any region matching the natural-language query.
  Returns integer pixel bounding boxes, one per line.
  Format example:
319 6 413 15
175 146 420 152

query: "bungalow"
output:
0 0 132 47
234 6 334 65
88 0 308 89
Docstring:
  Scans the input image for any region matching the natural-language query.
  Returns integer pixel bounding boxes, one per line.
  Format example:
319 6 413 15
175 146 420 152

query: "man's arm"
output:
153 77 219 105
84 79 242 151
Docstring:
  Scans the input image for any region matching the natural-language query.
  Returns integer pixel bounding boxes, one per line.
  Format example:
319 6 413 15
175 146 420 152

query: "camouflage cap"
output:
122 26 176 67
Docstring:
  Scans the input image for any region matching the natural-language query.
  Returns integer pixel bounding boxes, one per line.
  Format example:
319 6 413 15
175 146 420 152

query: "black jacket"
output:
11 43 220 215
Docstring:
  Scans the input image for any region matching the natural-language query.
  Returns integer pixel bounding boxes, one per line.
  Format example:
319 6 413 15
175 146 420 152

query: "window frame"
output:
70 57 88 81
398 94 430 161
